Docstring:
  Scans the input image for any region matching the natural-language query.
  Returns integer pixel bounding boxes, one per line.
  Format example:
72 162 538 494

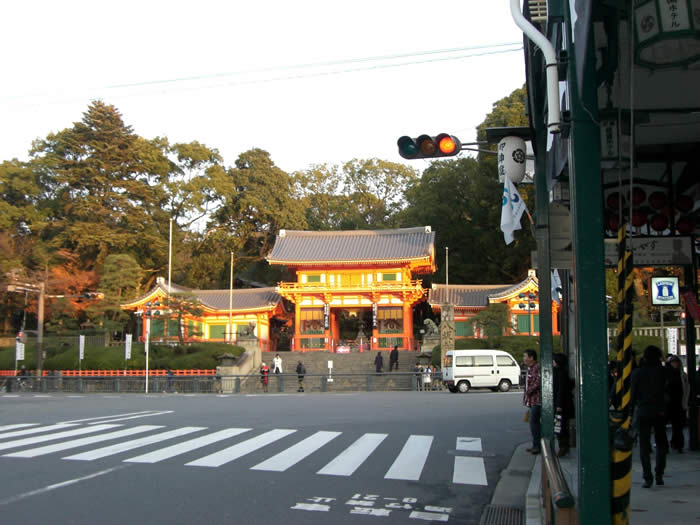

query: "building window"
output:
209 325 226 339
455 321 473 337
300 308 324 334
381 273 398 281
306 275 322 283
517 314 540 334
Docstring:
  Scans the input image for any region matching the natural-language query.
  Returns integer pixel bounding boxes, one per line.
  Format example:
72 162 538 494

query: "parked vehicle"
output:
442 349 520 393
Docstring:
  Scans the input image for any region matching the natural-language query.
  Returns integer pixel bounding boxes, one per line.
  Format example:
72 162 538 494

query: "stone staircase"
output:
254 350 425 393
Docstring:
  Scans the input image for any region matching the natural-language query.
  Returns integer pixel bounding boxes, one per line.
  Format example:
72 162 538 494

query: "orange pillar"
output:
403 302 413 350
294 302 301 352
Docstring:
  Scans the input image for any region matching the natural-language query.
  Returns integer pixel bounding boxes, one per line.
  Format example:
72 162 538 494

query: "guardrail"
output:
0 372 452 394
540 438 576 525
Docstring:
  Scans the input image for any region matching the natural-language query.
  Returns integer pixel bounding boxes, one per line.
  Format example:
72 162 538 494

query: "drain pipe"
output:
510 0 561 133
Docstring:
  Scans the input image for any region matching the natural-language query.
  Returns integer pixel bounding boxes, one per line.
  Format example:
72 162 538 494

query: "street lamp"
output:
518 292 538 336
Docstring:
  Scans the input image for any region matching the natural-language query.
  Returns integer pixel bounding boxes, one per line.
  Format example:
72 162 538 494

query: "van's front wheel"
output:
498 379 512 392
457 381 470 393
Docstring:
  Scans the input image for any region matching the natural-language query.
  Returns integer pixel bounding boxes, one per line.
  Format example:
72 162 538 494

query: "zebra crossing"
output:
0 422 489 486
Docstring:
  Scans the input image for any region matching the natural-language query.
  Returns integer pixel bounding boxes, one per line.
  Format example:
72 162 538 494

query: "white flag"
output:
551 270 562 305
500 176 527 245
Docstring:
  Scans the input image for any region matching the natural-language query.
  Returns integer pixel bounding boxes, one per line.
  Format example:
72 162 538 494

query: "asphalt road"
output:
0 391 529 524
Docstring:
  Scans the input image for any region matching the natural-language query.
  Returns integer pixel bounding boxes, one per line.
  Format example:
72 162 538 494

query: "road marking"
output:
125 428 251 463
0 424 120 452
452 456 487 485
0 424 39 432
384 435 433 481
0 465 129 506
291 503 330 512
32 395 52 398
4 425 164 458
2 395 20 398
87 411 173 424
317 433 388 476
62 411 160 424
252 431 341 472
63 427 205 461
186 429 297 468
409 510 449 521
456 436 482 452
0 423 78 440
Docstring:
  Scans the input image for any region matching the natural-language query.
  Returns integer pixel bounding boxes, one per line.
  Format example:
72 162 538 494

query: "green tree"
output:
166 292 204 345
473 303 510 338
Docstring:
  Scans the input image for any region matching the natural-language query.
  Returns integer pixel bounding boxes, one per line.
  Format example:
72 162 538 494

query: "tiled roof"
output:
121 279 282 312
429 284 514 307
266 227 435 265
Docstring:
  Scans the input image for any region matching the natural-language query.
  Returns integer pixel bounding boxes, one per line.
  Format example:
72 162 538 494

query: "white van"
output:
442 349 520 393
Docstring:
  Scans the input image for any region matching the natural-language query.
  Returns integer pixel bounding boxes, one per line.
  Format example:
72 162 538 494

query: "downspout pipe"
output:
510 0 561 133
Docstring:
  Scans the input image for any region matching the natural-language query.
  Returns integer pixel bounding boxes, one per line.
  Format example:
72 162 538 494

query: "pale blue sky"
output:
1 1 526 173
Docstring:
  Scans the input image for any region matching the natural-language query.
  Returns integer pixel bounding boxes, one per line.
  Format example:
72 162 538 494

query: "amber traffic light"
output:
397 133 462 159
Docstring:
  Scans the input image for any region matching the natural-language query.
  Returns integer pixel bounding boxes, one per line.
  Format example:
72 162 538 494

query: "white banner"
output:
667 328 678 355
15 341 25 361
125 333 132 360
79 335 85 360
500 176 527 245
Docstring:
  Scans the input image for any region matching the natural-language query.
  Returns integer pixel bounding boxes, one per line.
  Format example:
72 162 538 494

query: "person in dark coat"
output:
296 361 306 392
553 353 574 457
666 355 689 453
374 352 384 374
389 346 399 372
630 345 669 487
522 349 541 455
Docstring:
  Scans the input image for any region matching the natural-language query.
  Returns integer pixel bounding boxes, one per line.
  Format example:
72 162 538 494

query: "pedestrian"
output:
522 349 541 455
389 345 399 372
423 365 432 391
666 355 689 453
630 345 669 487
260 362 270 393
374 351 384 374
553 353 574 457
166 367 175 393
296 360 306 392
414 363 423 391
273 353 283 375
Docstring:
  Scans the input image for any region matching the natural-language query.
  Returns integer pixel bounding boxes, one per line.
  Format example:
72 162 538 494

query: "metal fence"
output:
1 372 457 394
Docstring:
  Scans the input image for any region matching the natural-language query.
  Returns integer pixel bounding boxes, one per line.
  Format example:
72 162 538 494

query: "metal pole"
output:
145 318 150 393
229 251 234 344
37 282 45 373
167 218 173 342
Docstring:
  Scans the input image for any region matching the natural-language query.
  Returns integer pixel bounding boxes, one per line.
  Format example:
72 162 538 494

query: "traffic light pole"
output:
37 282 45 373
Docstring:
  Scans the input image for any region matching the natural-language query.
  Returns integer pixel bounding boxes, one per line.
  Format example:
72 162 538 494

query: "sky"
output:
1 1 526 175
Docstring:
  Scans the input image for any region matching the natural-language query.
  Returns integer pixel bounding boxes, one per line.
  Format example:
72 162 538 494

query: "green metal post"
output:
534 99 554 443
565 1 612 522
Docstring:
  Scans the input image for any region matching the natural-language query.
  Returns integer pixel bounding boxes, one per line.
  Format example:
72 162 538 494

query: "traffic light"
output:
84 292 105 299
397 133 462 159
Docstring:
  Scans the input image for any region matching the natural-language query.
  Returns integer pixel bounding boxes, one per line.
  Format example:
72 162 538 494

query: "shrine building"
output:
267 227 435 351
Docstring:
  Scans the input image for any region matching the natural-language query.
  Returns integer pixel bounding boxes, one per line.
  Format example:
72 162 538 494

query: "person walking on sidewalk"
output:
631 345 669 488
666 355 689 453
523 349 541 455
374 352 384 374
389 345 399 372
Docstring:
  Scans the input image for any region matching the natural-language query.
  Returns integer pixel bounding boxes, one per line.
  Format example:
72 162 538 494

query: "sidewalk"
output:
485 442 700 524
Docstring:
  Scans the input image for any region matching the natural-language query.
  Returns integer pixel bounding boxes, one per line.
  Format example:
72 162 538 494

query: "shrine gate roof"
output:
266 226 435 267
429 284 514 308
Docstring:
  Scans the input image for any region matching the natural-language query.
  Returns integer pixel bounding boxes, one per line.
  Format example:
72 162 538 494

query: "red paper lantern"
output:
606 192 625 210
648 191 667 210
631 210 647 227
676 194 693 213
650 213 668 232
631 187 646 205
676 216 694 235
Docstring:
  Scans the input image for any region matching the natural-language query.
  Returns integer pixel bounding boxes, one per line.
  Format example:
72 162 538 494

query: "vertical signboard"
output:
79 335 85 361
667 327 678 355
15 341 25 361
372 303 378 329
323 303 329 330
125 333 132 360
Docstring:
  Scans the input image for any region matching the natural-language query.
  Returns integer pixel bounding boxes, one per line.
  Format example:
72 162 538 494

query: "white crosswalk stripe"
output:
0 423 78 440
0 423 492 486
251 431 341 472
186 429 297 468
125 428 251 464
63 427 205 461
4 425 164 458
0 424 119 452
317 433 388 476
384 435 433 481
